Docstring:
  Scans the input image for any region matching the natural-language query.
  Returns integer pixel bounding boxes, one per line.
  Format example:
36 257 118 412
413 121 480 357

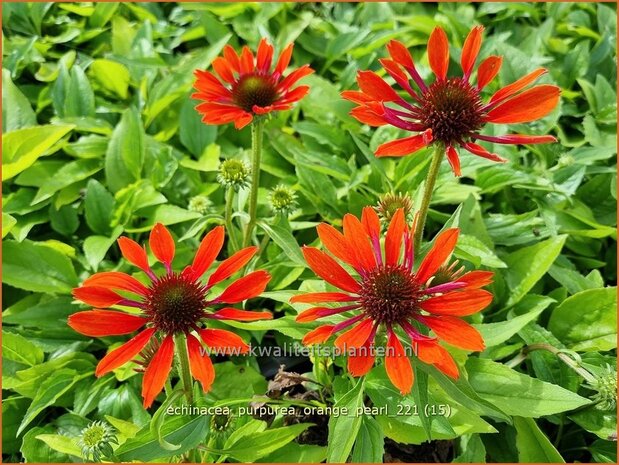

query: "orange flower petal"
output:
445 146 461 177
213 308 273 321
216 270 270 303
199 328 249 354
212 56 236 84
343 213 377 271
386 39 415 70
415 228 459 284
95 328 155 377
187 333 215 392
420 289 493 316
142 335 175 408
428 27 449 80
423 315 485 351
278 65 313 92
290 292 357 304
349 106 387 127
296 306 329 323
348 338 375 377
68 310 146 337
191 225 225 280
223 45 241 73
317 223 361 271
207 246 258 287
461 142 507 162
275 43 294 76
385 208 406 266
334 319 374 351
341 90 375 105
458 270 494 289
486 85 560 124
240 46 254 74
83 271 148 296
149 223 175 267
415 340 459 379
117 236 151 275
302 325 334 345
385 330 413 394
73 286 123 307
489 68 547 105
361 206 381 241
476 55 502 90
375 130 432 157
357 70 401 102
256 38 274 73
461 26 484 76
302 247 361 294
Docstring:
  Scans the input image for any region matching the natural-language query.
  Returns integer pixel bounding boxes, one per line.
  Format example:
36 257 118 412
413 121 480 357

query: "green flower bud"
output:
217 159 250 191
585 364 617 411
376 192 414 222
269 185 298 215
188 195 212 214
78 421 117 462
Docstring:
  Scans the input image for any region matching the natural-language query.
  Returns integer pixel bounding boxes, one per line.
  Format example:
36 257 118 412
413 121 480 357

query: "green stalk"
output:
174 333 194 404
243 119 264 247
225 187 240 251
414 144 444 255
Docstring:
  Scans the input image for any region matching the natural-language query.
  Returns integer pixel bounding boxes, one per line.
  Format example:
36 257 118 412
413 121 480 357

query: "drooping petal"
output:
190 225 225 280
415 228 459 284
187 333 215 392
256 38 274 73
386 39 426 90
349 106 387 126
193 69 231 97
461 142 507 162
489 68 547 105
375 130 433 157
415 340 459 379
68 310 146 337
95 328 155 377
302 325 334 345
445 146 461 177
277 65 313 92
200 328 249 355
334 319 374 351
420 289 493 316
73 286 124 307
195 102 253 128
343 213 377 271
149 223 175 267
361 206 381 242
356 70 402 102
302 247 361 294
385 208 406 266
83 272 148 296
274 43 294 76
461 25 484 77
385 329 413 394
290 292 357 304
207 246 258 287
476 56 502 90
474 133 557 145
422 315 485 351
317 223 361 272
215 270 270 303
348 336 376 377
486 85 560 124
428 27 449 81
211 308 273 321
341 90 375 105
117 237 152 275
142 335 175 408
458 270 494 289
276 85 310 105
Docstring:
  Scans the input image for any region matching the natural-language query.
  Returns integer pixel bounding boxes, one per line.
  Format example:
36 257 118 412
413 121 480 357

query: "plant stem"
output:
414 144 444 255
174 333 194 404
225 187 240 251
243 119 264 247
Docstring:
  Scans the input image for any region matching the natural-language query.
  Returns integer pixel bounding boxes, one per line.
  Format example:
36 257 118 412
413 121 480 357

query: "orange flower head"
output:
68 223 272 408
291 207 494 394
192 38 314 129
342 26 560 176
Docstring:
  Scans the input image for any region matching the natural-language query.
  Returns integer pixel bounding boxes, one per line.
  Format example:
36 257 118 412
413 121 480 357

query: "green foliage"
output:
2 2 616 463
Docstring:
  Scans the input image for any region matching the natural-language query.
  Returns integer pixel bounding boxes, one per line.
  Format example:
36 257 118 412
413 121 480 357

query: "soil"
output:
383 438 454 463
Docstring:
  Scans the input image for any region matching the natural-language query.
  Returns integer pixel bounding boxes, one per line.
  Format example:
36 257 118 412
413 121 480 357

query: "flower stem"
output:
174 333 194 404
225 187 240 251
414 144 444 255
243 119 264 247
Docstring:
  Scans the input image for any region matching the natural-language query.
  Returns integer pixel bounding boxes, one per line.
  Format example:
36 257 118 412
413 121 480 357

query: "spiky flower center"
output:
232 73 278 112
376 192 414 222
359 265 423 324
145 273 207 334
421 77 484 145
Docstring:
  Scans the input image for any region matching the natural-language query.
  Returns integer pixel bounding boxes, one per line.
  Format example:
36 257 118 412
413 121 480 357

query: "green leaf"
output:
455 234 507 268
2 331 44 366
3 68 36 132
51 63 95 118
548 287 617 351
32 158 102 204
453 434 487 463
513 417 565 462
327 378 365 463
2 124 74 180
258 220 306 266
503 235 567 306
2 212 17 238
3 240 78 293
105 107 145 192
2 396 30 454
589 438 618 463
351 415 384 463
179 97 217 157
89 59 130 99
85 179 115 234
35 434 82 458
466 358 591 417
83 227 122 271
114 415 209 461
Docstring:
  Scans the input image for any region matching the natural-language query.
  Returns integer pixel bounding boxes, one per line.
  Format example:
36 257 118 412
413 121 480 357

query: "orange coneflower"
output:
192 38 313 129
342 26 560 176
68 224 272 408
291 207 493 394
